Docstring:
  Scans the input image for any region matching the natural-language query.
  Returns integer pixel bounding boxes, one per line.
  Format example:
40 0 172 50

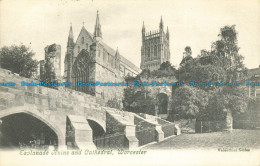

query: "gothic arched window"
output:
72 51 91 95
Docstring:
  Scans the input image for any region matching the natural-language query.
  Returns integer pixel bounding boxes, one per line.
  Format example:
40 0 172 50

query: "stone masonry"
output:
0 68 176 150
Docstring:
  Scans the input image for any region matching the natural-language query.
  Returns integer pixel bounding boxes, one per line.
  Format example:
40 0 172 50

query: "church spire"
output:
67 23 74 48
142 21 145 32
94 10 102 39
159 16 164 31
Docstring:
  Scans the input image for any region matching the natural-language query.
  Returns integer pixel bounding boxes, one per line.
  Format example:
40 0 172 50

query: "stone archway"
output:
0 106 65 149
156 93 169 115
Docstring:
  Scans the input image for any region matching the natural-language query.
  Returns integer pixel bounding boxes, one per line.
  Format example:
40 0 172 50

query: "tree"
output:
0 45 38 78
211 25 247 82
180 46 193 66
106 98 121 109
158 61 176 71
172 86 209 122
184 46 192 56
123 75 155 115
150 61 176 78
205 86 249 121
175 25 249 130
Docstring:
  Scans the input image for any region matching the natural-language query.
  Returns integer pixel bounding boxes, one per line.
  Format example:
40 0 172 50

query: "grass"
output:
143 129 260 150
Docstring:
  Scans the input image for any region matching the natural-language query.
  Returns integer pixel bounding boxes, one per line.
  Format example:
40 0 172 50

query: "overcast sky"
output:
1 0 260 73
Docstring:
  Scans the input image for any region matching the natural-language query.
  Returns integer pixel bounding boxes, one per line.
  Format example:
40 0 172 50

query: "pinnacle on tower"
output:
142 21 145 32
94 10 102 39
166 26 169 40
159 16 164 31
115 47 120 59
67 23 74 47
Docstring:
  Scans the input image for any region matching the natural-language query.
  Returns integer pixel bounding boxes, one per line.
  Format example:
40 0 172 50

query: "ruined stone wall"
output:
44 44 62 79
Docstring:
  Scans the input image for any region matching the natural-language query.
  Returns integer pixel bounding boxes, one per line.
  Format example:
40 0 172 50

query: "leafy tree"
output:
184 46 192 56
211 25 247 82
150 61 176 78
106 98 121 109
205 86 249 121
175 25 249 129
123 75 155 115
180 46 193 66
158 61 176 71
172 86 209 121
0 45 38 78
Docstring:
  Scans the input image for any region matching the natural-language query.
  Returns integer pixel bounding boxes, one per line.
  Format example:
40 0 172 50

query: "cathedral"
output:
64 11 141 101
140 17 171 71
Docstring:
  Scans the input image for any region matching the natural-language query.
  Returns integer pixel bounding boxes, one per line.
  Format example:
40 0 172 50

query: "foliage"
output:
211 25 247 82
184 46 192 56
177 58 227 87
106 98 121 109
180 46 193 66
123 83 155 115
172 86 210 120
175 25 249 122
0 45 38 78
123 61 177 115
150 61 176 78
205 86 249 121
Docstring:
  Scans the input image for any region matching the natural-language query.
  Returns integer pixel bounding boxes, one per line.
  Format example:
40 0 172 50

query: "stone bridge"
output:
0 69 176 150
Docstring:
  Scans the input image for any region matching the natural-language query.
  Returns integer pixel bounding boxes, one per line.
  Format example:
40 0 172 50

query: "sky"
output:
1 0 260 74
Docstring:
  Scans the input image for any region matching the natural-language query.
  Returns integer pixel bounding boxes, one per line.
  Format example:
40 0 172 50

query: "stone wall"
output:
0 68 176 149
95 63 124 103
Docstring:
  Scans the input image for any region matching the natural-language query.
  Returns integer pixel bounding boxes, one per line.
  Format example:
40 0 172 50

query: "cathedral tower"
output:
140 17 170 71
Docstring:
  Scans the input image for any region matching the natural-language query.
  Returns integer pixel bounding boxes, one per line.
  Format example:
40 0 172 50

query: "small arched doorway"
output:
157 93 169 114
0 113 58 150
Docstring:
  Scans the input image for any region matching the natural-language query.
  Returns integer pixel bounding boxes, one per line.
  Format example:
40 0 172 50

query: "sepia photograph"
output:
0 0 259 165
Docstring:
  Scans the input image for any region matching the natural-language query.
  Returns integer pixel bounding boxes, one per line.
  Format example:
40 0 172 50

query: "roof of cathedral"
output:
73 25 141 73
98 40 141 73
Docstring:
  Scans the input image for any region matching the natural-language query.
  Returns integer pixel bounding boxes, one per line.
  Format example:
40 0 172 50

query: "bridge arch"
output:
0 106 65 148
